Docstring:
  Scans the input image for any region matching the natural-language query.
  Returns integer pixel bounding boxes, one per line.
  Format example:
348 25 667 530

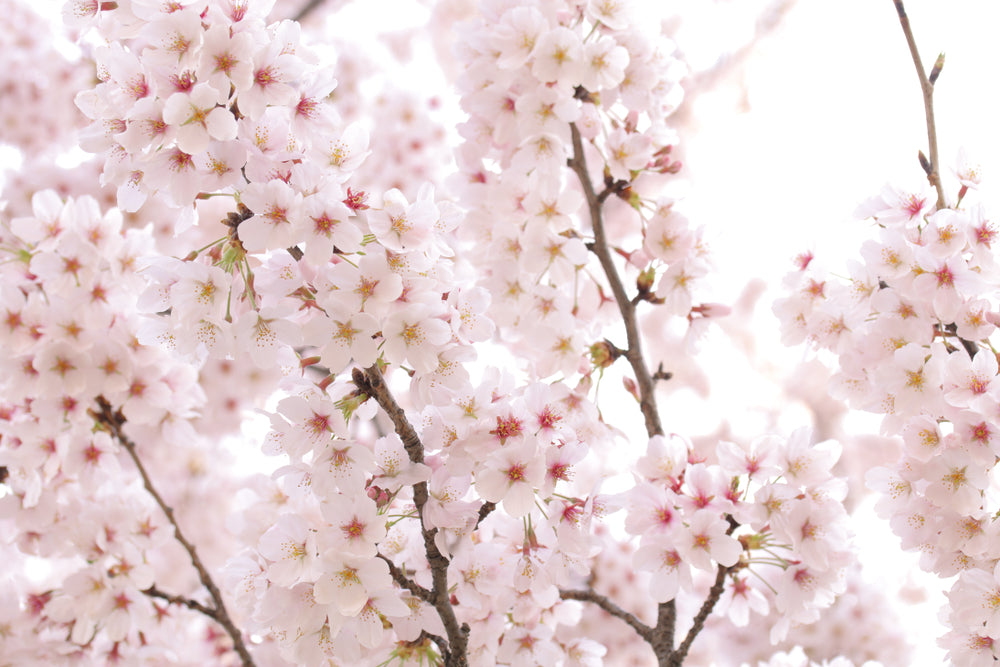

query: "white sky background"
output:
10 0 1000 663
681 0 1000 289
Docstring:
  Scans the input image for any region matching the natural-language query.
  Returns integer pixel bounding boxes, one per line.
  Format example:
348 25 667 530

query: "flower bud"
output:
739 532 767 551
589 340 620 369
217 240 245 272
335 391 369 422
622 376 639 402
637 266 656 294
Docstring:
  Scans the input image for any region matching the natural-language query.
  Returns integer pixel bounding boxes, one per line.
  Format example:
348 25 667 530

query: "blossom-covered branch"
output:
569 117 748 666
669 517 740 666
90 396 256 667
565 117 689 654
568 121 665 440
353 366 469 666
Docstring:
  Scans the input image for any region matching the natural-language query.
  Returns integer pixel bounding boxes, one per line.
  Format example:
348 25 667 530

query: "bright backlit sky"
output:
682 0 1000 288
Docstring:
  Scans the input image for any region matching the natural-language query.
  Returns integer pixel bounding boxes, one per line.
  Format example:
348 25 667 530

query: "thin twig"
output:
353 366 469 667
558 588 653 642
377 553 435 604
892 0 946 210
91 397 256 667
143 585 217 618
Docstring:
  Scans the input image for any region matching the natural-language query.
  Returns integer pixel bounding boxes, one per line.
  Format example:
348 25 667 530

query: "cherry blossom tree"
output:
0 0 988 666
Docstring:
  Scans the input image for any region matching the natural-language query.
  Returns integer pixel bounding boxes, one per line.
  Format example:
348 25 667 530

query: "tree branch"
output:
570 122 745 664
668 564 731 667
352 366 469 667
90 396 256 667
652 600 677 664
377 553 435 604
475 501 496 527
665 515 739 666
143 585 217 618
559 588 653 642
568 123 664 440
892 0 946 210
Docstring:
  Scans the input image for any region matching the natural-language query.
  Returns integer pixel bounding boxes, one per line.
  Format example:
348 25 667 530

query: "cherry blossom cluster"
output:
774 155 1000 664
624 429 852 645
451 0 705 377
700 555 913 666
223 367 627 665
0 191 253 664
71 0 339 218
68 0 477 376
0 154 209 257
0 539 240 667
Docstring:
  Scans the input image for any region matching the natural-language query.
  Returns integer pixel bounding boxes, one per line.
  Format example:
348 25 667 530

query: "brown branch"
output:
143 585 216 618
352 366 469 667
892 0 946 210
667 565 731 667
652 601 676 664
476 501 496 527
939 323 979 359
665 515 741 666
377 553 435 604
570 124 745 664
559 588 653 642
90 397 256 667
568 123 664 440
568 122 681 659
